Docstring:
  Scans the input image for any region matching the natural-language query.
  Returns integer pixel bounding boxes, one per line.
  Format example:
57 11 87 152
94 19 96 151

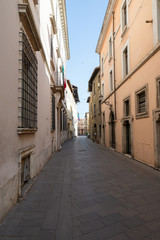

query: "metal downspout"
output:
112 11 117 120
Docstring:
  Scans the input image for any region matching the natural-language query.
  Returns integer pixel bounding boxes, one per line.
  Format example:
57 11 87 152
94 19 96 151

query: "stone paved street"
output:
1 136 160 240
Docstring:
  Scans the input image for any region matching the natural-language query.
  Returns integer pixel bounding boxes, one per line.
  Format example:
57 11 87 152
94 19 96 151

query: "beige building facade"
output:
65 80 79 139
78 119 85 135
96 0 160 168
0 0 70 222
88 67 102 143
84 112 89 135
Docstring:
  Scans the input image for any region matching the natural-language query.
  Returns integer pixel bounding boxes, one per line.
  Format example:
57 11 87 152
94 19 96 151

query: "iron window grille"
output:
18 30 38 129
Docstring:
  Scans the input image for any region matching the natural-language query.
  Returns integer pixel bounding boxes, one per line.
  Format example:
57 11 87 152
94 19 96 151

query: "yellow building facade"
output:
96 0 160 168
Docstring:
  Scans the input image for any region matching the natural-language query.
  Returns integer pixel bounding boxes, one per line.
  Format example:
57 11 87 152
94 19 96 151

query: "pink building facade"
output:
96 0 160 168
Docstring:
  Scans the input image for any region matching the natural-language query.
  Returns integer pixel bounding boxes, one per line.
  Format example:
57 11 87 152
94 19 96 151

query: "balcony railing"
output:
54 72 64 86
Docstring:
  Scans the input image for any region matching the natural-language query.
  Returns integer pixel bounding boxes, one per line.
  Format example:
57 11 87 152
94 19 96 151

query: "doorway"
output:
109 111 116 149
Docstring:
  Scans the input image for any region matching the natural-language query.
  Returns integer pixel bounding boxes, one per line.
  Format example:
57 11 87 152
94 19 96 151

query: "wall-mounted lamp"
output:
99 94 112 108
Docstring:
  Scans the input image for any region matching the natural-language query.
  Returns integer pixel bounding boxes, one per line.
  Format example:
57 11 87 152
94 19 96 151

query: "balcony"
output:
53 72 65 99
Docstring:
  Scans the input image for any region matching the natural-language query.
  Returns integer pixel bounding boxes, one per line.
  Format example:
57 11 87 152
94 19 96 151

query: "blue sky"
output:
66 0 109 119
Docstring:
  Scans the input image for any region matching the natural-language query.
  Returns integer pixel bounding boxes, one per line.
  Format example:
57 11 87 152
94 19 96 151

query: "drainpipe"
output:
112 11 117 120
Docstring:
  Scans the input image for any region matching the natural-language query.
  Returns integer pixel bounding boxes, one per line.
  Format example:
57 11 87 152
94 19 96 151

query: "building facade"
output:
96 0 160 168
84 112 89 136
78 119 85 135
0 0 69 222
88 67 102 143
65 80 79 138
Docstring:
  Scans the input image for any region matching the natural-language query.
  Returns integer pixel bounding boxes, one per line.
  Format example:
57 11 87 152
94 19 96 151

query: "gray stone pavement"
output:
1 136 160 240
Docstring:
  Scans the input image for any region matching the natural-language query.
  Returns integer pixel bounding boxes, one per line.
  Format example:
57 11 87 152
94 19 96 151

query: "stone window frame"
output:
152 0 160 45
135 84 149 119
121 38 130 79
120 0 129 38
108 33 113 62
123 96 130 117
156 76 160 108
109 66 113 92
18 30 38 134
101 57 104 76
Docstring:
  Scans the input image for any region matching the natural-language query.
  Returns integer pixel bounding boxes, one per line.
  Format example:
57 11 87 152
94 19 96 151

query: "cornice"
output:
96 0 117 54
58 0 70 60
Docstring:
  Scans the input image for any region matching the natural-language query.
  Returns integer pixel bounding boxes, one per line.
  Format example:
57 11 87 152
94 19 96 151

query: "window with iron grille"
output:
52 94 55 130
18 30 38 129
135 85 148 119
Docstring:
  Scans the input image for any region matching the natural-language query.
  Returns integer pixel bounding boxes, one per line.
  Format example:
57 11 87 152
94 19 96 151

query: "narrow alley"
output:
0 137 160 240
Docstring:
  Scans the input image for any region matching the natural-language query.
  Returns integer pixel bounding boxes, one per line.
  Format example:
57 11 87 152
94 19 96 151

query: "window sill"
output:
17 128 37 135
121 25 128 38
136 112 149 119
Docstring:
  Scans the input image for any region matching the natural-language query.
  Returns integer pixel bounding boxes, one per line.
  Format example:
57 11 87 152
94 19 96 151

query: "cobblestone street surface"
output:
0 136 160 240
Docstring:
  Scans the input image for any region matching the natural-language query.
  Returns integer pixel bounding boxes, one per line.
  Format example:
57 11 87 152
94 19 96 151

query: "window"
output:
93 81 95 94
18 30 38 130
123 47 128 76
152 0 160 45
156 76 160 107
101 57 104 75
108 35 112 61
138 91 145 113
33 0 38 5
99 100 101 114
103 112 105 125
94 104 96 117
122 39 129 78
135 85 149 118
51 35 53 59
121 0 128 35
123 97 130 117
52 95 55 130
98 75 101 89
102 83 104 97
99 125 101 138
109 70 113 92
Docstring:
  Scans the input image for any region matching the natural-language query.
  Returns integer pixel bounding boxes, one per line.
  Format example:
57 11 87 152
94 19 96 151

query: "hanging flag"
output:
64 78 66 89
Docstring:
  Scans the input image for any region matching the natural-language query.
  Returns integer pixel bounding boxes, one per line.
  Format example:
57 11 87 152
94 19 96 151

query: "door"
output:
126 120 131 154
